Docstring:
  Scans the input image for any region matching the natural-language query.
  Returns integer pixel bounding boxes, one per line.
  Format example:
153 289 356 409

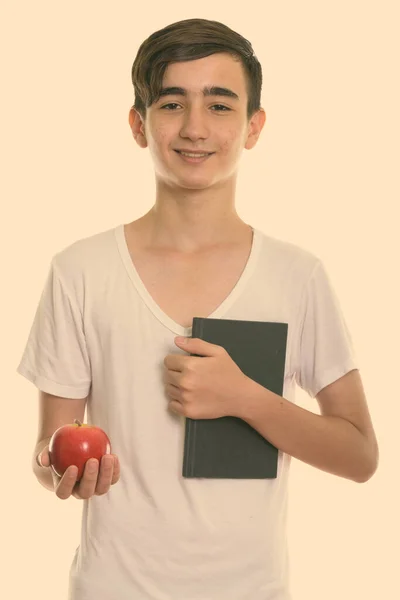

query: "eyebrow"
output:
158 86 240 101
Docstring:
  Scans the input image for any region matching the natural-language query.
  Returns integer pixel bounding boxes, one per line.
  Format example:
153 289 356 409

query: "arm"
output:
33 391 87 491
236 369 379 483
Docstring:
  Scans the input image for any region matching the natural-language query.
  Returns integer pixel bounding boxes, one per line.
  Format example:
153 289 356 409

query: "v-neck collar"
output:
115 223 262 336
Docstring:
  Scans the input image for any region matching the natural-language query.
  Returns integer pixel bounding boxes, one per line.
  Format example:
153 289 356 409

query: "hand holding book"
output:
164 317 288 479
163 336 250 420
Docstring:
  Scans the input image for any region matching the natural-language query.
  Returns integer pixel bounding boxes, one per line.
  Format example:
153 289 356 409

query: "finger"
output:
75 458 99 499
55 465 79 500
110 455 120 485
166 382 181 400
94 454 115 495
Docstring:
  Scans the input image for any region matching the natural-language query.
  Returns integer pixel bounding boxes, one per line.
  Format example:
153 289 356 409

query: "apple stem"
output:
74 419 82 427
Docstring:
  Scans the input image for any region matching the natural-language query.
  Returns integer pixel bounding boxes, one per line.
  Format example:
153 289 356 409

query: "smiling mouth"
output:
174 151 215 164
175 151 214 156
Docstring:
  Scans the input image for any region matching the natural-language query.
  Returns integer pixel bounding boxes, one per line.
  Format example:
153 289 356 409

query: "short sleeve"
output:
16 258 92 398
295 260 358 398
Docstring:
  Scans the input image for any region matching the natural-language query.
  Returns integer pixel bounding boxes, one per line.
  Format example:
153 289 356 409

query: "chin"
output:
159 169 215 187
175 176 219 190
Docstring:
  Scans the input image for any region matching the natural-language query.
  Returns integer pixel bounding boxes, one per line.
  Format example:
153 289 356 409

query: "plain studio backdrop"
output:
2 2 399 599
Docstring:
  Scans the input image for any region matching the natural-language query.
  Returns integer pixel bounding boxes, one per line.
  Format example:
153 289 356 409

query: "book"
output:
182 317 288 479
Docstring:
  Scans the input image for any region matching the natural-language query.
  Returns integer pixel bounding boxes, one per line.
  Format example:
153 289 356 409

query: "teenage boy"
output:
17 18 379 600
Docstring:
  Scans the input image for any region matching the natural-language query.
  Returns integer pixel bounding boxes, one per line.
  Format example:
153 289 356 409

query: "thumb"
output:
174 336 222 356
37 446 50 467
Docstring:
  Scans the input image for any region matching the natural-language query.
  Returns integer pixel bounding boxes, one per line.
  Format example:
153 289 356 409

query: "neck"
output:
133 181 251 253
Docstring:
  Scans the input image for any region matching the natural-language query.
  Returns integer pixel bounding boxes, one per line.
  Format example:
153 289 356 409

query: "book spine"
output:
183 415 193 476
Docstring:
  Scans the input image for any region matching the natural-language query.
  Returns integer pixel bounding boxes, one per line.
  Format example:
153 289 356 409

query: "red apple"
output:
49 419 111 481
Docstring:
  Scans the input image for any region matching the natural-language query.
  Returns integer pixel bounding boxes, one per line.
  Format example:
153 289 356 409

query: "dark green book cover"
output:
182 317 288 479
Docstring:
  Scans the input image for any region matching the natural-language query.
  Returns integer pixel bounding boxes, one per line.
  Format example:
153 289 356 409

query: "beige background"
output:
2 1 399 598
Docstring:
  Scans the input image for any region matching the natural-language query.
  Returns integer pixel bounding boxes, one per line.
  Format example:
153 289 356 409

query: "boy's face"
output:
130 52 265 190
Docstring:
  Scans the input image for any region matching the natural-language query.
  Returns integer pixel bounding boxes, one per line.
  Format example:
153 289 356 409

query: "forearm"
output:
32 436 54 491
236 378 374 483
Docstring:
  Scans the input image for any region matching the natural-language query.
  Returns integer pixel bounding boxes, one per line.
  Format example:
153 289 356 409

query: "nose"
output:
179 105 210 141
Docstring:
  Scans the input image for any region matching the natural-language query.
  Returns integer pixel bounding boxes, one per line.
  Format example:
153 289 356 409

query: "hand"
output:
37 445 121 500
163 336 250 420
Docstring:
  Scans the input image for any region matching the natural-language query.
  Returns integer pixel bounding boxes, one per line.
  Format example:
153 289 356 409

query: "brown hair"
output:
131 18 263 122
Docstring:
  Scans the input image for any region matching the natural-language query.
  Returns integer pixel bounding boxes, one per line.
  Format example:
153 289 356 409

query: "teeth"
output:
179 151 210 158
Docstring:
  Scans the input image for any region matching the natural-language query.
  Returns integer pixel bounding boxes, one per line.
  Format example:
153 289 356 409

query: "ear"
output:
129 106 147 148
244 108 266 151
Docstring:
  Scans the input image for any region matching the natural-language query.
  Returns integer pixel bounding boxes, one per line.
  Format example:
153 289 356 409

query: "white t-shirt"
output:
17 223 358 600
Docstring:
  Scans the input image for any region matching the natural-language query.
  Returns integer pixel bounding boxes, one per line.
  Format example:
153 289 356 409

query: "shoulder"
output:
255 227 322 285
50 224 121 280
42 224 122 304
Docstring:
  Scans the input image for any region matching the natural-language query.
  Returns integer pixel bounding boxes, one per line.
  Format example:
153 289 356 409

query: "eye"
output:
212 105 231 112
160 103 180 110
160 103 231 112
